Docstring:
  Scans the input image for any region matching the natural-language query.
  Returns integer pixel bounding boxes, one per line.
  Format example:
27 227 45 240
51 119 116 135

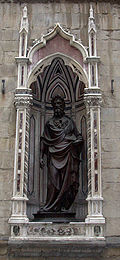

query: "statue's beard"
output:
54 108 64 117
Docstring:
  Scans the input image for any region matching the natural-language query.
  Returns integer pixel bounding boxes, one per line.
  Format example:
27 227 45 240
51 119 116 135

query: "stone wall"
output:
96 3 120 237
0 0 120 250
1 240 120 260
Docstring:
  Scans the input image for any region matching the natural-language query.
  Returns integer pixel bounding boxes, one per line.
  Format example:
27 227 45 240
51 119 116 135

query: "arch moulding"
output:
27 53 89 90
28 23 88 63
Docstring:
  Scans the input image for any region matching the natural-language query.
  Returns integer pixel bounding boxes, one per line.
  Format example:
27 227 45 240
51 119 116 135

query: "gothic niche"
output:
27 57 88 221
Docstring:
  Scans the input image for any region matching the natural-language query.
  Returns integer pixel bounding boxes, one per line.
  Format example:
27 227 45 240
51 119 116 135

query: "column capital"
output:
14 89 33 109
15 57 31 64
84 88 102 107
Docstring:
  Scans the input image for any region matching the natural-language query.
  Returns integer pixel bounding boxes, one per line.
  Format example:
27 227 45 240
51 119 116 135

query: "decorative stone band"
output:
85 57 100 63
14 89 33 109
84 88 101 95
15 57 30 64
10 222 105 240
27 223 86 237
84 88 102 108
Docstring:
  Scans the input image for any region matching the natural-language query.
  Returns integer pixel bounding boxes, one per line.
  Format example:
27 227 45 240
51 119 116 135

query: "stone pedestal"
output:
33 211 76 223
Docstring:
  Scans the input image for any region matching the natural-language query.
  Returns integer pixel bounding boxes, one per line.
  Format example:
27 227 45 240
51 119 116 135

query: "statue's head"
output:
51 95 65 117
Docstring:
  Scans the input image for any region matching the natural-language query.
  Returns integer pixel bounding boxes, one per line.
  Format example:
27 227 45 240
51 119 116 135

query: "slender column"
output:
9 89 33 225
83 5 105 238
9 8 33 240
9 6 31 227
84 89 105 238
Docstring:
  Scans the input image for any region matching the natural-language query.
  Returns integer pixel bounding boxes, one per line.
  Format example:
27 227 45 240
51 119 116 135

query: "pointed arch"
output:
41 57 74 102
27 53 89 92
46 80 71 103
28 23 88 62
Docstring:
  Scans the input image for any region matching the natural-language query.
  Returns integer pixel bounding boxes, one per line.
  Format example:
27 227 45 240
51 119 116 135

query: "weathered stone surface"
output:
104 247 120 257
0 152 14 169
0 123 11 138
0 201 12 218
0 170 13 200
101 94 120 108
102 153 120 168
0 92 15 108
0 3 20 30
71 13 80 29
4 51 18 64
0 239 119 259
0 218 10 236
1 29 19 41
0 64 17 77
101 108 120 122
7 240 105 258
0 108 15 123
101 121 120 139
102 139 120 153
0 137 15 152
45 258 100 260
0 44 4 65
102 168 120 184
105 218 120 236
0 0 119 252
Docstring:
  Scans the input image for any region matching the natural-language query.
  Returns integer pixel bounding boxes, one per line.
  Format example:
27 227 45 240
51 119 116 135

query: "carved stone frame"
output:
9 6 105 241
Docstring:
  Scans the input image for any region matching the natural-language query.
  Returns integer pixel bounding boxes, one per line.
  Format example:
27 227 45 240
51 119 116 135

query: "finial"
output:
90 4 94 19
23 6 27 18
20 6 28 33
88 4 96 33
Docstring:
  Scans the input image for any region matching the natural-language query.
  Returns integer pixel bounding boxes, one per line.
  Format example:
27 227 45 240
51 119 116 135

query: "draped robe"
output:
40 115 83 212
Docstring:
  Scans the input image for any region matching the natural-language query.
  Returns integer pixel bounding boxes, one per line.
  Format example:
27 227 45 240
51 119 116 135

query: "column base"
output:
85 215 105 238
85 215 105 224
9 196 29 224
9 215 29 224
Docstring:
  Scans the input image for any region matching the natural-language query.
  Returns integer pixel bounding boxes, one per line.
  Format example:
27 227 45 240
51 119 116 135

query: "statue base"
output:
33 211 76 223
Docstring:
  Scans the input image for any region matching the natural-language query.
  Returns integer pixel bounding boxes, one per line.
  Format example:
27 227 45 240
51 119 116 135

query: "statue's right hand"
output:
40 158 45 169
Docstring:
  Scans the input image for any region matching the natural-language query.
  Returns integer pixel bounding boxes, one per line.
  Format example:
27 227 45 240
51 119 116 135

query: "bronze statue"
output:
40 95 83 212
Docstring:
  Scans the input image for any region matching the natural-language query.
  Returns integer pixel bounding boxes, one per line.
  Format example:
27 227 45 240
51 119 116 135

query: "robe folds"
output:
40 115 83 212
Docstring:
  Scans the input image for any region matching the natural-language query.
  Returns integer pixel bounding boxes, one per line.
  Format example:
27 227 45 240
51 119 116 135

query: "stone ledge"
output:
0 240 8 257
8 240 106 258
0 238 120 258
106 236 120 246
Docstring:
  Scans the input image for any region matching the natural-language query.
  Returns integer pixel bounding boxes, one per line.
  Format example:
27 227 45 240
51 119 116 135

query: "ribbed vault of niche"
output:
27 57 88 221
30 58 85 103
